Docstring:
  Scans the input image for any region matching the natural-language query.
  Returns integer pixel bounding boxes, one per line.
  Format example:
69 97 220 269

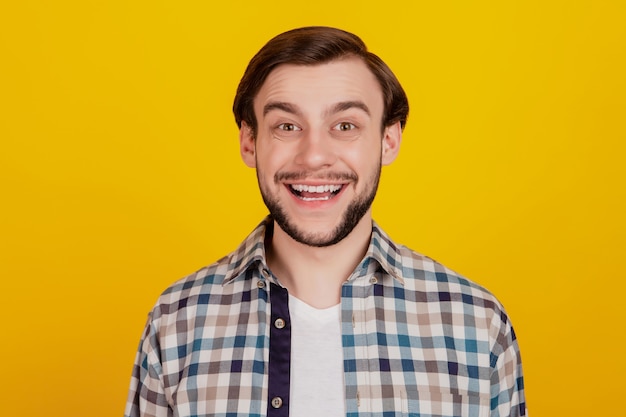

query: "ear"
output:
381 121 402 166
239 121 256 168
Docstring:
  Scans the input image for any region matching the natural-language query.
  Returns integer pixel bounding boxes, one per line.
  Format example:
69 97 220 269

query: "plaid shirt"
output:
125 218 526 417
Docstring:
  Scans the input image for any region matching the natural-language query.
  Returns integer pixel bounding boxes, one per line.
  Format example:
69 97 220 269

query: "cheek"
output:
256 140 296 168
343 144 381 172
254 146 286 181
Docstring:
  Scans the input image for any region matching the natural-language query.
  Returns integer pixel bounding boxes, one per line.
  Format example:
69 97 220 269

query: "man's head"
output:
235 27 409 247
233 26 408 137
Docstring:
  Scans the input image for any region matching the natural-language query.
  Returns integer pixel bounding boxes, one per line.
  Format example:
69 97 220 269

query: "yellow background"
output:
1 1 624 415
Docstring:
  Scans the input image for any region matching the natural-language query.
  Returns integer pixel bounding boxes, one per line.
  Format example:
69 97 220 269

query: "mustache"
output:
274 171 358 183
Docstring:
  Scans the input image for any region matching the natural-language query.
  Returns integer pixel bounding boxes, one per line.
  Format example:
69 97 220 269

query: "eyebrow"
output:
329 100 371 117
262 100 371 118
263 101 301 117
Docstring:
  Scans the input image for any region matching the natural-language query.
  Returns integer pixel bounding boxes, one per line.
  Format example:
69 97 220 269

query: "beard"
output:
257 162 381 247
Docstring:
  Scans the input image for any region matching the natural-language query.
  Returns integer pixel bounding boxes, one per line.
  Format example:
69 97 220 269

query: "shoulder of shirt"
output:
148 218 269 316
371 221 506 314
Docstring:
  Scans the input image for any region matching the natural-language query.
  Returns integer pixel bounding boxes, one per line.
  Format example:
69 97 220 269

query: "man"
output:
125 26 526 417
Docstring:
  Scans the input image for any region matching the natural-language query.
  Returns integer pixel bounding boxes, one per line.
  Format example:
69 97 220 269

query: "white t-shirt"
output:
289 294 345 417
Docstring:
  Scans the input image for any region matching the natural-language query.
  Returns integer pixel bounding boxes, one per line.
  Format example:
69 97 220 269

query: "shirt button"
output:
271 396 283 408
369 276 378 284
257 280 266 289
274 318 286 329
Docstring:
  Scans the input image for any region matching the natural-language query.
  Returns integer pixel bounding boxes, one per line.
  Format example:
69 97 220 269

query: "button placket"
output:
267 283 291 416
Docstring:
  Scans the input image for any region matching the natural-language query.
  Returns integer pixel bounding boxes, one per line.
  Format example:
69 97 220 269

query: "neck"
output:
266 213 372 309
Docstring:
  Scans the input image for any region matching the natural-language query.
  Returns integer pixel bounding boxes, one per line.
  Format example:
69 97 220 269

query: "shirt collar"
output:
222 216 405 286
221 217 271 286
362 220 405 285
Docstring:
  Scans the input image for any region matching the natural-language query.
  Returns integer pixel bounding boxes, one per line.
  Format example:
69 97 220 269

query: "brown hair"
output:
233 26 409 136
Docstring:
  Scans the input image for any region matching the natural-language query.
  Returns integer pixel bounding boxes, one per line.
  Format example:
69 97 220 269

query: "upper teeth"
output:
291 184 342 193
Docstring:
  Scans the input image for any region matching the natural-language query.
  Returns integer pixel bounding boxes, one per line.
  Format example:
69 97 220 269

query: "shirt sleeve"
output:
490 320 526 417
124 312 172 417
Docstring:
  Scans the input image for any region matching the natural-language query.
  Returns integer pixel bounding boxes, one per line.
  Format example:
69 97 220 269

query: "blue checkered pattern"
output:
125 217 526 417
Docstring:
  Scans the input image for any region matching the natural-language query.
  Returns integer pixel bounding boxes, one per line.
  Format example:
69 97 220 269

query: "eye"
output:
334 122 356 132
330 121 360 140
272 122 303 141
277 123 301 132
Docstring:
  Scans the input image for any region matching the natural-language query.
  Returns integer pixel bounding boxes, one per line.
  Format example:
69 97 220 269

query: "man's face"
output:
240 57 401 247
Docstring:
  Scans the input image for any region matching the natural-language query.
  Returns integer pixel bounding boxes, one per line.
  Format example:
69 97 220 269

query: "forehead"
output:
253 57 384 117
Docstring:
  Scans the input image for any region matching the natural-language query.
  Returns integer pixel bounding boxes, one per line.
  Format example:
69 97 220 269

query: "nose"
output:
293 129 338 170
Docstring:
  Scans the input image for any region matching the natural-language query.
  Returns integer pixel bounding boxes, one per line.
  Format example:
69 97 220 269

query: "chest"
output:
162 282 492 416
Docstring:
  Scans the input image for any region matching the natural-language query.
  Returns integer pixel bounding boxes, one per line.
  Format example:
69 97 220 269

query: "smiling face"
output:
240 56 401 247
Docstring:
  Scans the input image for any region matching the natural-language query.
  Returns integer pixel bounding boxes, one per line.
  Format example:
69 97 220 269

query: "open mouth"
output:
288 184 344 201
